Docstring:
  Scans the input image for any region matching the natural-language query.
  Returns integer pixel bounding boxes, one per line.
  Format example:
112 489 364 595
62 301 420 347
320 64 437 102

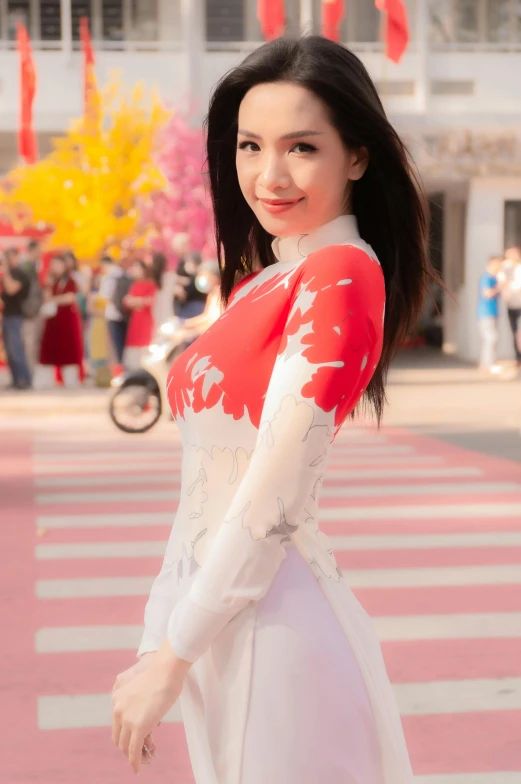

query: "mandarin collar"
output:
271 214 360 263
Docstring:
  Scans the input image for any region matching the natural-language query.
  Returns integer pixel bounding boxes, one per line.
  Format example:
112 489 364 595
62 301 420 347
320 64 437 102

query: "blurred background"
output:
1 3 521 784
1 0 521 362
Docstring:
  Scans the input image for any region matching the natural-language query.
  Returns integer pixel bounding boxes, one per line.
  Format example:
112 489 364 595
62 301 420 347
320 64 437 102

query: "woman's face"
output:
236 82 367 238
131 261 144 280
51 258 66 278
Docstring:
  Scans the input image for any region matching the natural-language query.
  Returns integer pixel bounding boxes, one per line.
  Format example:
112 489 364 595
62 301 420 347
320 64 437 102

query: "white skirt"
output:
240 545 385 784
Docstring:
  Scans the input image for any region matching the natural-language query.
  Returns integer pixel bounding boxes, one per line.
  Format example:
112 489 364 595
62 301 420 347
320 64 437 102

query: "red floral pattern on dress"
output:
167 245 384 429
167 267 292 424
282 245 383 427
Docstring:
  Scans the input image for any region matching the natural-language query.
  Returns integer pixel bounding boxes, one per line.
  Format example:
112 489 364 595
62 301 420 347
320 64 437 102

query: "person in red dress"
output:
34 254 84 388
122 260 158 370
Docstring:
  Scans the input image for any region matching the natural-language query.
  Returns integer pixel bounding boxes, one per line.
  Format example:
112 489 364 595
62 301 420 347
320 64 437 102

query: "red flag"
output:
257 0 285 41
79 16 100 130
322 0 345 42
17 22 37 164
375 0 409 63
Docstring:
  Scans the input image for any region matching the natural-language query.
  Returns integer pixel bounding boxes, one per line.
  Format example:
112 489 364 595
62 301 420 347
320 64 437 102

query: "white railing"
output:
431 41 521 52
1 37 521 54
0 38 183 52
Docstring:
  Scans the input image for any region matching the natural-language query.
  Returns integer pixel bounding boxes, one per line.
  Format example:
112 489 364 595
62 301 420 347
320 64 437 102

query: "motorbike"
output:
109 271 221 434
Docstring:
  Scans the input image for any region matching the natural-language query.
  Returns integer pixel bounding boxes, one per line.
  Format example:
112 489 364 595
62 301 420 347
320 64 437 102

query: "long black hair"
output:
151 252 167 289
205 35 436 424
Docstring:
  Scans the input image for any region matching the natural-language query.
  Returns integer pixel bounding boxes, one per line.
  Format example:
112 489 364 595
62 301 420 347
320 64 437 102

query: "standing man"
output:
173 234 207 319
498 246 521 366
0 247 32 389
98 255 131 368
20 238 43 370
477 255 501 372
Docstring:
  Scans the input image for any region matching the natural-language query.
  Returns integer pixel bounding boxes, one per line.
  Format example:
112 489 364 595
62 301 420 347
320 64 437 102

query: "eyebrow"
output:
237 129 324 141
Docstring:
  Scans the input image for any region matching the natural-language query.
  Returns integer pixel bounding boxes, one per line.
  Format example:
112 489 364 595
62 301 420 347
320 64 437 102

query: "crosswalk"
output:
10 418 521 782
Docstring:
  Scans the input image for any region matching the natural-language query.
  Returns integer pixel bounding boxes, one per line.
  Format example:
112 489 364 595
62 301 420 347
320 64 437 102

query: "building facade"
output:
1 0 521 362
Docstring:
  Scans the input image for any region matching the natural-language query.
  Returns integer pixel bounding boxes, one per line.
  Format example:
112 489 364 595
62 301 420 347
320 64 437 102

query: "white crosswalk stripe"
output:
35 612 521 653
33 465 482 487
35 564 521 599
38 693 183 730
34 480 521 505
34 530 521 560
36 678 521 730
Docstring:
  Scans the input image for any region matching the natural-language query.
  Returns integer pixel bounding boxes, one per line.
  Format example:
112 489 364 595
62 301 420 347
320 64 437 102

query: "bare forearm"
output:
2 274 22 295
53 293 76 305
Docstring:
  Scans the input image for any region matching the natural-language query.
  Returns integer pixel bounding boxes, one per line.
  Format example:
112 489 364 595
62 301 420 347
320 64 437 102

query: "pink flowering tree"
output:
139 110 216 267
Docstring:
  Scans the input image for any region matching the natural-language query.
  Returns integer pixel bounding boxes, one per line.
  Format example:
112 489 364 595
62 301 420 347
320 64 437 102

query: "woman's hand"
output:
53 292 76 305
112 651 157 693
112 653 159 768
112 640 192 774
123 295 144 310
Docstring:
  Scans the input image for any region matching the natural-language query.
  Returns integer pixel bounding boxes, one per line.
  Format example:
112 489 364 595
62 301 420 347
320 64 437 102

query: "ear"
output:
348 146 369 181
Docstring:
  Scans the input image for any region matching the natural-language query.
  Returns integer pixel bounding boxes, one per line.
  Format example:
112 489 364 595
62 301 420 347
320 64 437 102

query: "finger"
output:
141 746 152 765
129 732 143 774
118 725 132 758
144 734 157 757
112 710 122 747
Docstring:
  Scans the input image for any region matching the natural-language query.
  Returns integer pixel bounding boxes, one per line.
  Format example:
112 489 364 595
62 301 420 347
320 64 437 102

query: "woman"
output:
122 259 157 370
34 254 84 388
111 37 436 783
151 252 176 327
62 250 91 359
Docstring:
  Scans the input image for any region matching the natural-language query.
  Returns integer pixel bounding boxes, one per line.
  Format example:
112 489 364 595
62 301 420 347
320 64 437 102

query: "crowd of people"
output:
4 236 520 390
0 233 217 391
477 245 521 374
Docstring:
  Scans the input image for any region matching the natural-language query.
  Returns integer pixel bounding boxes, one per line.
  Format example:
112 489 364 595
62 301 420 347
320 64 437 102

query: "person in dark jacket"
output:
0 247 32 389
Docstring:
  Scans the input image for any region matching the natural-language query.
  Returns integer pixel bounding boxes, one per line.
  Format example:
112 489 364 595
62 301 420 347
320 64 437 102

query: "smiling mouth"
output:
259 198 302 205
258 197 304 214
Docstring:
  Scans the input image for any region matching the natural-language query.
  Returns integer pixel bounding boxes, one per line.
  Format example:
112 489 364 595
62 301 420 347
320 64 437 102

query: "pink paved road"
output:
2 418 521 783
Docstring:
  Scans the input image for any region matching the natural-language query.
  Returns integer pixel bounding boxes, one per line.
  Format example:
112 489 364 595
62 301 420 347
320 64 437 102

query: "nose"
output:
259 152 291 191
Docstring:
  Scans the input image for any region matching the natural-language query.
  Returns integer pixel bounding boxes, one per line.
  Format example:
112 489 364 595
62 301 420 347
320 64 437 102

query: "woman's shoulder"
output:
300 242 383 288
228 269 263 303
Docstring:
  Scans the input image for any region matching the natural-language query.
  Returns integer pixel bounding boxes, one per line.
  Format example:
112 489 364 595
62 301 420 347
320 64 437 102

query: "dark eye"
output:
237 141 260 152
292 143 317 154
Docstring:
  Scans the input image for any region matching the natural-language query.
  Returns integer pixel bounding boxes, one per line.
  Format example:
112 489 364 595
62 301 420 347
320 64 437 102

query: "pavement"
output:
1 349 521 783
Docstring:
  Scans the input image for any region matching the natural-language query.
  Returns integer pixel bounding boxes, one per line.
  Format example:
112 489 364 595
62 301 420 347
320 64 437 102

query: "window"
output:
131 0 158 41
453 0 479 42
206 0 243 42
40 0 61 40
343 0 381 42
430 0 521 44
296 0 383 41
487 0 512 42
102 0 123 41
71 0 91 41
6 0 30 39
505 201 521 249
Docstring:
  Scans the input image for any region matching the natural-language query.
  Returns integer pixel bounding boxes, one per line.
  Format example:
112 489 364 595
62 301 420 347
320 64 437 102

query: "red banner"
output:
79 16 100 130
375 0 409 63
322 0 345 42
17 22 37 165
257 0 285 41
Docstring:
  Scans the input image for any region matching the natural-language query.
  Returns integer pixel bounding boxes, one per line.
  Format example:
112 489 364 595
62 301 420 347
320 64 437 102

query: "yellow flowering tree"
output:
0 78 170 263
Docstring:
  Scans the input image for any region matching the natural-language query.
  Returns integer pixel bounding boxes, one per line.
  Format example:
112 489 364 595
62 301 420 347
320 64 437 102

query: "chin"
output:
254 210 307 239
